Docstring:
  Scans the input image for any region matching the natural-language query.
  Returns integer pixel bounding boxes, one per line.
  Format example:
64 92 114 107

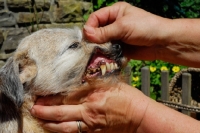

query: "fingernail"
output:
84 25 95 34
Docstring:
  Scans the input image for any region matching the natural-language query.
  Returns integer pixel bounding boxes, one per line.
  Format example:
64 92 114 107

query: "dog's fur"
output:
0 27 126 133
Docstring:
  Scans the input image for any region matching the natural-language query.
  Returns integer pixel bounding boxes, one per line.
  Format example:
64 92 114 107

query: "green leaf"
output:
150 93 157 100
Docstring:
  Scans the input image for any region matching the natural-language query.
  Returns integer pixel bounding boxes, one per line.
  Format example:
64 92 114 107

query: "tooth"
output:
92 68 96 73
114 63 118 69
106 62 111 71
88 70 92 74
110 63 114 70
100 65 106 75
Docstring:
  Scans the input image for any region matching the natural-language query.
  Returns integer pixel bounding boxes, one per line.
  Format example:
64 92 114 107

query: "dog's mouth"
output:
82 45 123 83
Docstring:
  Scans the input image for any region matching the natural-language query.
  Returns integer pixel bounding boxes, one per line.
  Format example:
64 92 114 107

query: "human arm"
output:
31 82 200 133
84 2 200 67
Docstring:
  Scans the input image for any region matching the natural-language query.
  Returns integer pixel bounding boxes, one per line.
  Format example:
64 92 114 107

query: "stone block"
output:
0 52 13 60
0 60 5 68
0 10 16 27
0 28 29 53
0 31 3 44
52 0 92 23
0 0 51 10
16 11 50 23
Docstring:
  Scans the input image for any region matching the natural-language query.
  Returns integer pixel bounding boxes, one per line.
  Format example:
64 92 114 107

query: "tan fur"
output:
0 27 127 133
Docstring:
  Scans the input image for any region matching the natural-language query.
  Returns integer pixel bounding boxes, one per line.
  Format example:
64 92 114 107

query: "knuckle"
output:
60 124 72 133
83 110 107 130
87 13 99 25
98 27 107 42
89 13 96 19
115 19 126 28
54 108 65 121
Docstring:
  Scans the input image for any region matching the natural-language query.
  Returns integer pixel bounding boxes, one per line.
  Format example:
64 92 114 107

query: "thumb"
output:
83 23 122 44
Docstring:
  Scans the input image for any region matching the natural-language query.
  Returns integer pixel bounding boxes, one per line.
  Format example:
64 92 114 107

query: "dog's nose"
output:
112 43 122 58
112 43 121 52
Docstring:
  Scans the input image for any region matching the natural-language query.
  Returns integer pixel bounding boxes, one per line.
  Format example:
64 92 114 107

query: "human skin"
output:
84 2 200 67
31 2 200 133
31 82 200 133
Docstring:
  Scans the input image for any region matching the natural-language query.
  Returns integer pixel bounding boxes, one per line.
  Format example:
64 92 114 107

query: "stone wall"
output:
0 0 92 67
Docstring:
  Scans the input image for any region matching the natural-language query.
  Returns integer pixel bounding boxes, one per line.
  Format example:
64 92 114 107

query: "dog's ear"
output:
15 51 37 84
0 57 24 123
0 53 37 123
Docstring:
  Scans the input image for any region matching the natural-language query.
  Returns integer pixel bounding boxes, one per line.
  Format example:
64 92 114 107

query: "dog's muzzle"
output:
83 43 124 81
111 43 123 59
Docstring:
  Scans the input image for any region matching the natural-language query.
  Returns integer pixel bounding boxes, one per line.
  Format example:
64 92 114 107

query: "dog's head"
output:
0 27 126 122
13 27 126 95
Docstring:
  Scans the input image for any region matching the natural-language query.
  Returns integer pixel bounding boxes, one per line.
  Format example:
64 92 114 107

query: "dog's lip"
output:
82 48 120 83
87 52 114 68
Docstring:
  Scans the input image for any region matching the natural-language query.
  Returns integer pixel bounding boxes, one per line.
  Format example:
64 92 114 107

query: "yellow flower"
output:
172 66 180 73
150 66 156 72
132 76 139 82
132 84 137 87
160 66 168 71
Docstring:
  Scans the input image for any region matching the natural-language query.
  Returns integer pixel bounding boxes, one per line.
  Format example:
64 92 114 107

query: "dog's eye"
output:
69 42 79 49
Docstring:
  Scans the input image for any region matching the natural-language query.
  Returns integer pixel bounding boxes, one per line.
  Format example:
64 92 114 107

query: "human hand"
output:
31 82 149 133
83 2 171 60
84 2 169 46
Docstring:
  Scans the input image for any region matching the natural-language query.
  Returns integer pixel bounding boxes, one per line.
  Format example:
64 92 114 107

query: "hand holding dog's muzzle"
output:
31 82 147 133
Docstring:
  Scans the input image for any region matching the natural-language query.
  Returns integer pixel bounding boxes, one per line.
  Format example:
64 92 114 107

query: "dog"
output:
0 27 127 133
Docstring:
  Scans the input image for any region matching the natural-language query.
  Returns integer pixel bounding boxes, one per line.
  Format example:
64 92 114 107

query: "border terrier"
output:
0 27 127 132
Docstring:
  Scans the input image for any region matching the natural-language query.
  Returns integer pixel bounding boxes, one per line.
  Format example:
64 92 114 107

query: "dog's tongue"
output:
88 53 112 68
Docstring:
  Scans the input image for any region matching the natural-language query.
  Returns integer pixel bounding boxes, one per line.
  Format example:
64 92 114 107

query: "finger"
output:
85 5 119 27
36 95 64 105
86 2 130 27
42 121 88 133
31 105 83 122
84 21 124 44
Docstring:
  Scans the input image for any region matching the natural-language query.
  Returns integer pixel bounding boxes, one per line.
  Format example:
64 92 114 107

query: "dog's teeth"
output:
92 68 96 73
106 62 111 71
86 73 90 77
100 65 106 75
110 63 114 70
88 70 92 74
114 63 118 69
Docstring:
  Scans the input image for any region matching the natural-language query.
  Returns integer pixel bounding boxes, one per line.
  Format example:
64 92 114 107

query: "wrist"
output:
120 83 150 132
152 17 175 60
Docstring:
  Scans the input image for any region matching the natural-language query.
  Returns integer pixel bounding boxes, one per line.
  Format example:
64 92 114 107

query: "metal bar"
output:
124 65 132 85
141 66 150 96
161 70 169 101
182 73 191 115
